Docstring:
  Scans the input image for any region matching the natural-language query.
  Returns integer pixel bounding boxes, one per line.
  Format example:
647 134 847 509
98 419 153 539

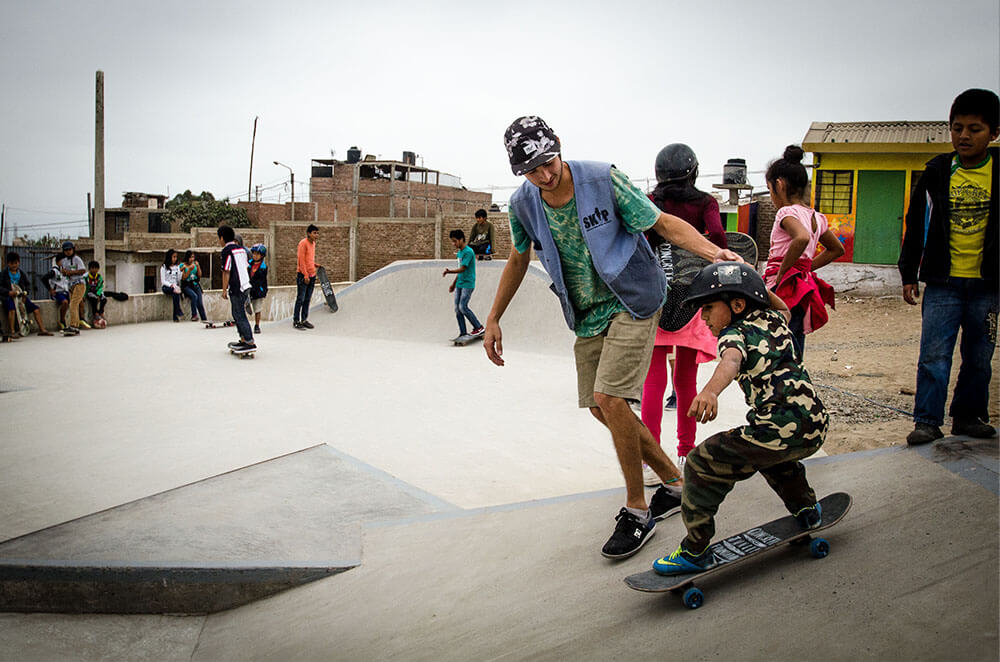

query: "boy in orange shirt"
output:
294 224 322 329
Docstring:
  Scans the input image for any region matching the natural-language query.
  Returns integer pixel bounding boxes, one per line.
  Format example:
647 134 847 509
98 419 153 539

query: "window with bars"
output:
815 170 854 215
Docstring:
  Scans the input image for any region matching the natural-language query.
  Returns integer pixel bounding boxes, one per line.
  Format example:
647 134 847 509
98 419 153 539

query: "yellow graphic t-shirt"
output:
949 154 992 278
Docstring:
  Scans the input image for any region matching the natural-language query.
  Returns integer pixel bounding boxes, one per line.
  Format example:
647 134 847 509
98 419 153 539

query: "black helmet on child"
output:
62 241 75 251
654 143 698 183
683 261 769 310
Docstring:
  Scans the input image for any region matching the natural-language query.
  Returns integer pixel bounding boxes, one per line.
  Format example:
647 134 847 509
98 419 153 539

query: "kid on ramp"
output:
652 262 829 575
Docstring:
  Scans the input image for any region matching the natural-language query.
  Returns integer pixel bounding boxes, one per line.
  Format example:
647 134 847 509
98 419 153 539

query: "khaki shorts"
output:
573 310 660 409
250 297 264 314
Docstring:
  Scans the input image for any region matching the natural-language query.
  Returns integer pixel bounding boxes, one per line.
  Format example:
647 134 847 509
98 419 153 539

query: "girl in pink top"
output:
641 144 728 480
763 146 845 357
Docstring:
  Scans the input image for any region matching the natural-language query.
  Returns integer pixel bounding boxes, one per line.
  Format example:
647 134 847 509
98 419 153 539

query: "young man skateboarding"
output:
484 116 741 559
294 224 322 330
443 229 484 340
218 225 255 352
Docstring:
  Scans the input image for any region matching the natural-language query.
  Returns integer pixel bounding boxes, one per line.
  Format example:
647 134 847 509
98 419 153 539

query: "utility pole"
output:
94 70 106 269
248 116 258 202
0 204 5 246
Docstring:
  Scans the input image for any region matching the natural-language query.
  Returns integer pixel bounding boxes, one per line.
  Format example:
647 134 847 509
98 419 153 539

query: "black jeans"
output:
230 289 253 343
294 273 316 322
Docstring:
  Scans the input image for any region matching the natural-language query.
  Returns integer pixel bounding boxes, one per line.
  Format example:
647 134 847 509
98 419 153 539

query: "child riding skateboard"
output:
651 262 829 575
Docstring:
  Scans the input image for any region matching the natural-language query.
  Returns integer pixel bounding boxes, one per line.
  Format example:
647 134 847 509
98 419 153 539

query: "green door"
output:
854 170 905 264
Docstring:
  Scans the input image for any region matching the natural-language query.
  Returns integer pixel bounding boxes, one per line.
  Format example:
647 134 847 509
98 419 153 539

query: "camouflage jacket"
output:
718 308 828 450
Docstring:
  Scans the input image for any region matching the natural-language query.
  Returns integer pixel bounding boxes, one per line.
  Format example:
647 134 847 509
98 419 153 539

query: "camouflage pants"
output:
681 428 822 553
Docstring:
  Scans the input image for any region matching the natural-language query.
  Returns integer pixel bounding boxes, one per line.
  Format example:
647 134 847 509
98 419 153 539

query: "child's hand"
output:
448 283 455 293
688 391 718 423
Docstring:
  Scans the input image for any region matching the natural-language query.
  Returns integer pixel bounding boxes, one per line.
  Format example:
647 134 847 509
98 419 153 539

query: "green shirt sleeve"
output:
508 206 532 254
610 167 660 234
717 326 747 364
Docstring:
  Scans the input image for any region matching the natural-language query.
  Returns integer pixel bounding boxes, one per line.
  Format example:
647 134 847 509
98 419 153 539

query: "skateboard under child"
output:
625 491 852 609
316 267 339 313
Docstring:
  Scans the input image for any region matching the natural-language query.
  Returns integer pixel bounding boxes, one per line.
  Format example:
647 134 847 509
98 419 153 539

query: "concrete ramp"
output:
323 260 572 355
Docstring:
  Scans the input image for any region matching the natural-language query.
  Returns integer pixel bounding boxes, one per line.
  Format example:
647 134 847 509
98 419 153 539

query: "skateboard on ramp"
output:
229 345 256 359
453 331 484 346
316 267 339 313
625 492 852 609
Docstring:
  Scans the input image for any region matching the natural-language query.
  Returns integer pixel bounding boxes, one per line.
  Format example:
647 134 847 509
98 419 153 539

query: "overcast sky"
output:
1 0 997 239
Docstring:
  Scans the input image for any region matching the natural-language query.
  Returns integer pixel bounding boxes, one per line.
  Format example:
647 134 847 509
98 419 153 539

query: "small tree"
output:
166 190 250 232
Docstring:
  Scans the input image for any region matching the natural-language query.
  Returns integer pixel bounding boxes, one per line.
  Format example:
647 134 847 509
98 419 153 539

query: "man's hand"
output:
688 391 718 423
484 320 504 366
713 248 744 263
442 269 450 278
222 289 228 300
903 283 920 306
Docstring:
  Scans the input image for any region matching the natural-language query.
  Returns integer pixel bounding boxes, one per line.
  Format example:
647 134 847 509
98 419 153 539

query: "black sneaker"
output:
907 423 943 446
254 324 261 334
952 418 997 439
227 340 241 348
293 321 305 330
233 341 257 351
601 508 655 559
794 502 823 530
664 392 677 411
301 320 315 329
649 485 682 521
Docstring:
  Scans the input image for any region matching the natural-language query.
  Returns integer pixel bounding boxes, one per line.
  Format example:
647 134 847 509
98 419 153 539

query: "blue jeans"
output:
454 287 481 335
295 273 316 323
230 289 253 343
182 283 206 320
914 278 998 426
161 285 182 320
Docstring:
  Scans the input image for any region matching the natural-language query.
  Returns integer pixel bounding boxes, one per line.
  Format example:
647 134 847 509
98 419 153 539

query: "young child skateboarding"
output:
442 229 483 340
652 262 828 575
218 225 255 353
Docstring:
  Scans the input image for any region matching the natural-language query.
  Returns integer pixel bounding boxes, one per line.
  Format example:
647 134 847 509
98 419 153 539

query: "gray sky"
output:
1 0 997 239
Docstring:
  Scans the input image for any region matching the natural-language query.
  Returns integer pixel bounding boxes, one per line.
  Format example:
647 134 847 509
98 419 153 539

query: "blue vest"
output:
510 160 666 330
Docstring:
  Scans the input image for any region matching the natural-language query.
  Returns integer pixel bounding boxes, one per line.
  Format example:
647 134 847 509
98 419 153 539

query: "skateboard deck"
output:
316 267 338 313
11 285 32 337
625 492 852 608
205 320 235 329
453 333 484 346
657 232 758 332
229 347 256 359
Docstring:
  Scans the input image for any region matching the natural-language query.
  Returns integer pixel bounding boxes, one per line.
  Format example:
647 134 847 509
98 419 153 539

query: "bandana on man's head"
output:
504 116 561 176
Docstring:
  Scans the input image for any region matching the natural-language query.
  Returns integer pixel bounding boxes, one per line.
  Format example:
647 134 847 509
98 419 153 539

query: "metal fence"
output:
1 245 62 298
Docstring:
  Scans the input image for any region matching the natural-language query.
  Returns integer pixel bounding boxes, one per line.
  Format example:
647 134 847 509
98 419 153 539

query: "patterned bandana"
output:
504 116 561 176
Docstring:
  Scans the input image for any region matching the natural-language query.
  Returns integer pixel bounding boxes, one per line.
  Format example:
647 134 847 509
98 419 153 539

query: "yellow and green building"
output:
802 121 954 265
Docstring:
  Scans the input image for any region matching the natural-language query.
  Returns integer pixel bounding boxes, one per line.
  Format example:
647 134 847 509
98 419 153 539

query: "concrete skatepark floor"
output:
0 260 996 661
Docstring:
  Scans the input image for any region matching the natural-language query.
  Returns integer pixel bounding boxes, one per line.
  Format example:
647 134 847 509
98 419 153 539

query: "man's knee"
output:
588 406 606 425
593 391 627 413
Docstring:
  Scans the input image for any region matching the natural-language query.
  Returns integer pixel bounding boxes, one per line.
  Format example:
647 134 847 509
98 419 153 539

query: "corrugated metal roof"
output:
803 121 950 145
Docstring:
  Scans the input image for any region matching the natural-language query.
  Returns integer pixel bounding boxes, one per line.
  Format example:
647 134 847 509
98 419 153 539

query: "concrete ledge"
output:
18 282 351 329
0 444 450 614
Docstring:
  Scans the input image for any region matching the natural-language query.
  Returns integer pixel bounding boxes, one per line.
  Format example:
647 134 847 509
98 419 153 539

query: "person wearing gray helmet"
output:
484 116 741 560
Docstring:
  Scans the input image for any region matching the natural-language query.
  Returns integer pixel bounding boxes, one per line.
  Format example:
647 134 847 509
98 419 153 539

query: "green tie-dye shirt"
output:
718 308 829 450
508 167 661 337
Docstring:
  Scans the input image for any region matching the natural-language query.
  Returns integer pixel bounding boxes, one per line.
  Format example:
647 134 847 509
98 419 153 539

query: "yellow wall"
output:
809 151 946 262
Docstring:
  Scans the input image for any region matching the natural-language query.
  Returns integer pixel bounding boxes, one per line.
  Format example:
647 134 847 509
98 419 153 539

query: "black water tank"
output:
723 158 747 185
347 146 361 164
402 151 416 165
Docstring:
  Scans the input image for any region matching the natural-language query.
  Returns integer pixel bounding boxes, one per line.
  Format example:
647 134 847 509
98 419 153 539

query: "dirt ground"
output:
803 294 1000 454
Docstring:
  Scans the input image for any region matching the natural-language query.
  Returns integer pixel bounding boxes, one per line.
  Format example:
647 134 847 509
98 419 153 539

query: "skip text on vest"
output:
582 207 611 231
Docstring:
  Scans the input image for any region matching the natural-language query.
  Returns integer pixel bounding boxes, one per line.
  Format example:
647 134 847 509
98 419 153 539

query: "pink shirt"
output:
765 204 829 288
